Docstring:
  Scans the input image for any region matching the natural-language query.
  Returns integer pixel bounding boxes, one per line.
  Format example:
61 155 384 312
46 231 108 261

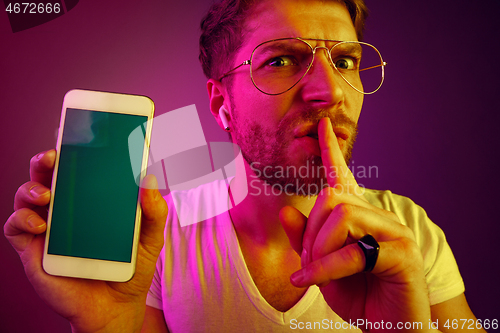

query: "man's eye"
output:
335 58 355 70
267 56 297 67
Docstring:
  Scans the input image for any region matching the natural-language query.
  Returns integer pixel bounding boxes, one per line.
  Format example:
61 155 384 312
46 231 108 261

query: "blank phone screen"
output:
47 108 147 262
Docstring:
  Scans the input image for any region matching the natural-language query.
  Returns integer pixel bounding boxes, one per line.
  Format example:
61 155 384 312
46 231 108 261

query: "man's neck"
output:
229 162 317 247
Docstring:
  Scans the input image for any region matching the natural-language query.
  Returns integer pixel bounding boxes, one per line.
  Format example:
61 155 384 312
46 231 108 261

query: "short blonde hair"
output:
199 0 368 80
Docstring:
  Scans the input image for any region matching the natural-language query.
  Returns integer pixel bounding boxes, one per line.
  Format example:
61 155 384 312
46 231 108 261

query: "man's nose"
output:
299 47 345 108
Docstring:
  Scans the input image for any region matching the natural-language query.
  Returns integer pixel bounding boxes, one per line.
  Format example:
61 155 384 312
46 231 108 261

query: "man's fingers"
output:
130 175 168 289
30 149 56 187
290 237 421 288
318 118 358 190
139 175 168 257
4 208 47 255
310 204 406 262
301 189 377 261
279 206 307 256
14 181 51 211
291 242 365 287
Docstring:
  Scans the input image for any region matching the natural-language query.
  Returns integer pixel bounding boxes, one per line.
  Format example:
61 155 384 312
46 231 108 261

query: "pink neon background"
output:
1 0 499 331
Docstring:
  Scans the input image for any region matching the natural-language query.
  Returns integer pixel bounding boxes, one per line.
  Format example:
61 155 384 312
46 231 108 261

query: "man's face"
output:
227 0 363 195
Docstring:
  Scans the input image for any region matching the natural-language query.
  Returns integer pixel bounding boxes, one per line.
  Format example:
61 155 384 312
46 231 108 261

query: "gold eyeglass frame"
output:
219 37 387 95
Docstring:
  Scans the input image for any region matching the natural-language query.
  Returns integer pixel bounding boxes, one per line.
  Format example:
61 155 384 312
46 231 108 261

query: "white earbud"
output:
219 105 230 131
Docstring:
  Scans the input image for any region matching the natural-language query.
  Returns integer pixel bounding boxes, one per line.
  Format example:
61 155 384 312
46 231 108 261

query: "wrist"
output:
70 299 147 333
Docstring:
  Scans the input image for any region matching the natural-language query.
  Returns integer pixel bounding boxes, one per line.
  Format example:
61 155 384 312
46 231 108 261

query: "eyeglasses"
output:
219 37 387 95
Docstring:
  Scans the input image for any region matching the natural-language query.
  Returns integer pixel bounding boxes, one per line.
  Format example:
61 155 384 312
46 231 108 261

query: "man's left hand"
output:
280 117 433 332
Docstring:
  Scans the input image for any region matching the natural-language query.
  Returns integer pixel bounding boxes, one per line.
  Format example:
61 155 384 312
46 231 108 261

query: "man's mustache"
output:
278 108 358 135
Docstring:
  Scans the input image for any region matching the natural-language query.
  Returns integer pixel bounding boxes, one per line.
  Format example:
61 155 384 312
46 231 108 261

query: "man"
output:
5 0 483 332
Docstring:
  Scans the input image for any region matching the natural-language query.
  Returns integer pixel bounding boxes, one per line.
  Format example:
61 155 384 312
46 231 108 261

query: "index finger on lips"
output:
30 149 56 187
318 118 358 191
299 118 361 263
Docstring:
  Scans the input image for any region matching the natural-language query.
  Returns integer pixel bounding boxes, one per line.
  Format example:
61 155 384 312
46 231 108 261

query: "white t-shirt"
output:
147 180 464 332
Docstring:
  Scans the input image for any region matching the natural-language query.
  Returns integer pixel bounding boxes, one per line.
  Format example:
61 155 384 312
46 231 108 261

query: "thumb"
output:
139 175 168 255
279 206 307 256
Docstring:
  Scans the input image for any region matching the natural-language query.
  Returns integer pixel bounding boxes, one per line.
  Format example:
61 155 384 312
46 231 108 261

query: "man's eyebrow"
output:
255 41 309 56
332 42 363 56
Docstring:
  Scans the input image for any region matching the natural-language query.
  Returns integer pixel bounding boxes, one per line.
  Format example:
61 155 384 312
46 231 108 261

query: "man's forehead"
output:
242 0 357 45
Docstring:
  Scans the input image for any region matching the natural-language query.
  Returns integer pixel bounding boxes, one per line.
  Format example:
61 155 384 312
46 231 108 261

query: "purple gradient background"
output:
1 0 499 331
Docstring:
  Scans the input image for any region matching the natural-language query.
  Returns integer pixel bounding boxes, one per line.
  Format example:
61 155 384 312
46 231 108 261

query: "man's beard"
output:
232 106 358 197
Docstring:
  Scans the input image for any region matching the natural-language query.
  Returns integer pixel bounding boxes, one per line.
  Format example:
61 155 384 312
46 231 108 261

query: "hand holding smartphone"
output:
5 89 168 331
43 89 154 282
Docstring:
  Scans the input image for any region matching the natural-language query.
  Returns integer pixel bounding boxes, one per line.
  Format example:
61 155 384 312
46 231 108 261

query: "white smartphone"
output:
43 89 154 282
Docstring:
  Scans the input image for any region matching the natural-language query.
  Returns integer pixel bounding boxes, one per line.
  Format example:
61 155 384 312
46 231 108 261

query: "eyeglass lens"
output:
250 39 384 95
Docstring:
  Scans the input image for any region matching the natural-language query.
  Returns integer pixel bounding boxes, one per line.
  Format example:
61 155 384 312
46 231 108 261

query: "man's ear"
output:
207 78 231 131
